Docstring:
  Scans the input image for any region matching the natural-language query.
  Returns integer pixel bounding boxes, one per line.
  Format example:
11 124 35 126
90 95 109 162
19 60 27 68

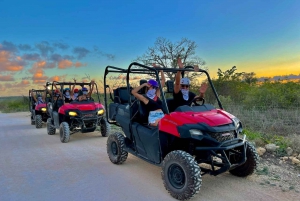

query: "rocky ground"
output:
251 152 300 194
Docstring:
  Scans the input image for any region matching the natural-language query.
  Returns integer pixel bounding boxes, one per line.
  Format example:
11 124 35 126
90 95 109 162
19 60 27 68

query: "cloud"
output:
58 59 73 69
22 53 40 61
93 45 115 60
48 75 67 82
0 41 18 52
0 51 25 72
35 41 54 57
18 44 32 51
0 75 15 81
74 61 86 68
53 42 69 50
73 47 90 59
50 53 63 62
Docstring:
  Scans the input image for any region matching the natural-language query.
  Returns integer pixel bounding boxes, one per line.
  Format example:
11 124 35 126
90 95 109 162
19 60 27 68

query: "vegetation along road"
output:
0 112 298 201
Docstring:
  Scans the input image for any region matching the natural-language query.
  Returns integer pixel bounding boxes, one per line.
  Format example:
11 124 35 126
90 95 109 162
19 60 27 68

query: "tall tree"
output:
135 37 207 80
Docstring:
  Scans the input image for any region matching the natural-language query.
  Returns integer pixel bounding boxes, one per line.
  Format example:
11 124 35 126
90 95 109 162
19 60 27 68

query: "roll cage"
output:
49 81 102 104
104 62 223 124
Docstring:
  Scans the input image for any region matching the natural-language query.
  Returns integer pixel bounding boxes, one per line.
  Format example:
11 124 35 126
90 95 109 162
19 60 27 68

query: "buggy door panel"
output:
53 112 60 128
133 123 161 164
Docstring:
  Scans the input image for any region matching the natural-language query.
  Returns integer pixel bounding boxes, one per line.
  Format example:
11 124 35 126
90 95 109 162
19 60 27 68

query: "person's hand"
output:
153 63 163 72
177 57 184 69
73 78 76 83
194 65 200 72
142 83 150 87
199 83 208 94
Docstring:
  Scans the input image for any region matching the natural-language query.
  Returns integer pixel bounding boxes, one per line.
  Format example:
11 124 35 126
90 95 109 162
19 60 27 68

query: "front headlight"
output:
41 108 47 112
69 111 77 116
232 117 240 129
189 129 203 136
97 109 104 115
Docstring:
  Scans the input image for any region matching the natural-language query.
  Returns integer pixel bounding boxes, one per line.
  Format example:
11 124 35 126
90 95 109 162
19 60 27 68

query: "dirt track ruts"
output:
0 112 298 201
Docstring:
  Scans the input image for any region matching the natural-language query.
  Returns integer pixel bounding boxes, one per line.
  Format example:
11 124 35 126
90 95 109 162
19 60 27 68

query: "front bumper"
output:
194 136 247 176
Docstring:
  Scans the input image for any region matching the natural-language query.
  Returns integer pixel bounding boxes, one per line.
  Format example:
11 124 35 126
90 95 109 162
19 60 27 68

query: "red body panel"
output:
158 109 235 137
35 103 46 110
59 102 104 114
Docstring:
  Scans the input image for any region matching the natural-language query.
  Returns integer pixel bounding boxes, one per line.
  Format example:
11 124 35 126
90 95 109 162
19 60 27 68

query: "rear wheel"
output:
229 141 259 177
161 150 202 200
59 122 70 143
107 132 128 164
47 118 56 135
99 118 110 137
35 115 42 128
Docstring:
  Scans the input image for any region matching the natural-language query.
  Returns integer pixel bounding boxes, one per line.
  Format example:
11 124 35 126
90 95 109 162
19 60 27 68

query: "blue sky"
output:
0 0 299 96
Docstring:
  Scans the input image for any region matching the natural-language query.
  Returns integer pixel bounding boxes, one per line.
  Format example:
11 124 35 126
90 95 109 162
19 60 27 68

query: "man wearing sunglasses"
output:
173 58 208 110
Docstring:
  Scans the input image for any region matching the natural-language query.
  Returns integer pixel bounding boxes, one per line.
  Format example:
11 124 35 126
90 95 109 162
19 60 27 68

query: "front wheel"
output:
106 132 128 164
161 150 202 200
229 141 259 177
59 122 70 143
47 118 56 135
35 115 42 128
99 118 110 137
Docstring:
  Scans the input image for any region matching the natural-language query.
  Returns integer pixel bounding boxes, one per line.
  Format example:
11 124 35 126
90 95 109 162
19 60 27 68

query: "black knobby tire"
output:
35 115 43 128
100 118 110 137
30 110 35 125
161 150 202 200
229 141 259 177
59 122 70 143
106 132 128 164
47 118 56 135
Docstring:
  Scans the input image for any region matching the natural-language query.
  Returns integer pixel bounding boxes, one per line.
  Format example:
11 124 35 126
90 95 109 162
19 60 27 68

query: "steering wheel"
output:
190 97 205 106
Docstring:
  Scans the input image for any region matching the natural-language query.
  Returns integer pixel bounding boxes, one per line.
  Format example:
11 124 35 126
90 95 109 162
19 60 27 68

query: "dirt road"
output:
0 112 298 201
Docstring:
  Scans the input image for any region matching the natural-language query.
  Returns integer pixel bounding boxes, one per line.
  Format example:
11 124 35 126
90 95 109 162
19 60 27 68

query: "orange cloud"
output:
58 59 73 69
74 61 86 68
35 60 46 68
49 76 60 81
0 51 24 72
0 75 15 81
21 80 30 85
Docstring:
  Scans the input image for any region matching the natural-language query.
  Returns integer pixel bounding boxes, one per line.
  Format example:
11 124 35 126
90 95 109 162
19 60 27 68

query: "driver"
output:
77 80 95 101
173 58 208 109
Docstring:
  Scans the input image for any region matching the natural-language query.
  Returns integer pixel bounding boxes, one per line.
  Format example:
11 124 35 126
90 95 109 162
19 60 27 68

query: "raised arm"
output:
53 83 62 96
152 64 166 98
131 83 149 105
70 79 76 96
30 90 37 102
174 57 184 94
88 80 95 97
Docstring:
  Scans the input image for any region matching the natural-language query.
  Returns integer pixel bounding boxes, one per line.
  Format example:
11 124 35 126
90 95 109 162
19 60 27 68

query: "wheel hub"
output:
168 164 185 189
111 142 118 155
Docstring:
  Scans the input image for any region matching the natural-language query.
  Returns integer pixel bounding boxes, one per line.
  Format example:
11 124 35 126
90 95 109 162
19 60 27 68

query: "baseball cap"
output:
147 79 159 88
180 77 190 85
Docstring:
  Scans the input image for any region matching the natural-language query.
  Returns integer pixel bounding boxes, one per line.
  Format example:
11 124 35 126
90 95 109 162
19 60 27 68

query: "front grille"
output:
207 130 235 142
80 111 97 119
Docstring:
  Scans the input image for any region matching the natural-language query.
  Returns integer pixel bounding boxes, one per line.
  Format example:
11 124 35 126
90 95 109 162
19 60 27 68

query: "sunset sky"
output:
0 0 299 96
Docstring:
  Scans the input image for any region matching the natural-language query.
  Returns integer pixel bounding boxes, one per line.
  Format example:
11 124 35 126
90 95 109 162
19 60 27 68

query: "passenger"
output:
173 58 208 109
63 88 72 103
30 90 45 105
70 79 79 101
78 80 95 101
131 67 165 126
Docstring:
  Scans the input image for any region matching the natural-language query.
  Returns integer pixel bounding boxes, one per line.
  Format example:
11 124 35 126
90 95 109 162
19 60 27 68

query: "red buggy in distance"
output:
46 81 110 143
29 87 49 128
104 63 259 200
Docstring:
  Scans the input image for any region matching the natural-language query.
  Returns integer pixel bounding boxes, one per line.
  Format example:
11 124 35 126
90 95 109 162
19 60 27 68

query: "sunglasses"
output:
181 85 189 88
